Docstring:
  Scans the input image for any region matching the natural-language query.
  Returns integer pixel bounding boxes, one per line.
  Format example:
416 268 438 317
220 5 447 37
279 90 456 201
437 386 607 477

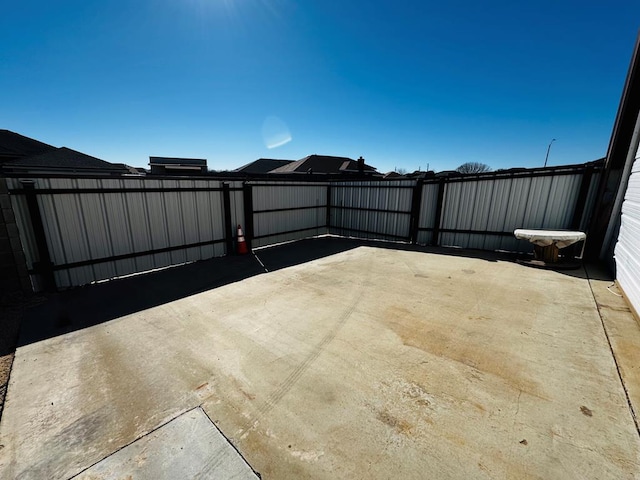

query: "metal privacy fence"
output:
7 177 244 291
247 181 329 249
329 180 416 241
416 164 601 251
5 162 601 291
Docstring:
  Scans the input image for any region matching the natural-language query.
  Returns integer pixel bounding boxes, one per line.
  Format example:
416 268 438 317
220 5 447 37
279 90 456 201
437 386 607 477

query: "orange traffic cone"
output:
237 224 248 255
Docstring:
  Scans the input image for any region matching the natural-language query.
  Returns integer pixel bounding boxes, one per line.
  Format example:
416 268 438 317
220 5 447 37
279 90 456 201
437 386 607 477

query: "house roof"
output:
0 130 56 161
3 147 128 172
382 171 405 179
269 155 377 174
149 157 207 166
234 158 294 174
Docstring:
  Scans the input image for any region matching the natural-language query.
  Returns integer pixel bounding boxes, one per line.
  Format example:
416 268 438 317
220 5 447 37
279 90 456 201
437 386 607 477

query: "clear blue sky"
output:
1 1 638 173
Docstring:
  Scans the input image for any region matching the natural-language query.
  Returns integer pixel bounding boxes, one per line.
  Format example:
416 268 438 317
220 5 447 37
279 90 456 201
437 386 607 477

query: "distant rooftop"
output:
2 147 132 174
149 157 208 175
0 130 56 162
234 158 294 174
149 157 207 166
269 154 377 174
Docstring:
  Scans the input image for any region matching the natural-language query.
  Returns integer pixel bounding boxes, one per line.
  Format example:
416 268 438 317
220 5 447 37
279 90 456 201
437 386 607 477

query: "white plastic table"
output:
514 229 586 263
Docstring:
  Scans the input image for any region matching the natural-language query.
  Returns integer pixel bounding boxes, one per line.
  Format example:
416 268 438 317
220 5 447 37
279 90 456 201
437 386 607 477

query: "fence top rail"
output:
0 172 245 181
330 183 416 189
248 182 330 187
422 162 603 185
8 186 245 195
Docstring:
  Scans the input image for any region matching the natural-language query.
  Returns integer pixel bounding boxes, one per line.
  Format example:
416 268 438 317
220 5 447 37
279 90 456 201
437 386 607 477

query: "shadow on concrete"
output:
16 236 527 349
510 259 614 282
17 255 264 349
255 235 515 271
583 262 615 282
17 237 364 348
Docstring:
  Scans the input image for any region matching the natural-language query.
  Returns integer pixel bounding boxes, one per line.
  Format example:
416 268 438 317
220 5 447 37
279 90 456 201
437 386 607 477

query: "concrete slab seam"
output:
252 251 269 273
200 407 262 479
585 267 640 437
68 406 195 480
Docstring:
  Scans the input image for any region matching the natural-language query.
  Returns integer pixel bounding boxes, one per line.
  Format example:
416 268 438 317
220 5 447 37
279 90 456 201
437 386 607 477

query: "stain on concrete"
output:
597 303 631 313
580 406 593 417
288 449 324 462
376 409 413 435
403 383 432 407
382 305 545 399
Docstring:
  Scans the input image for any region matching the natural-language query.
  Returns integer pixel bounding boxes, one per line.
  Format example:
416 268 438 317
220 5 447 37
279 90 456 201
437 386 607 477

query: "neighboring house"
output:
149 157 207 175
234 158 294 174
2 147 135 176
0 130 56 163
0 130 138 176
269 154 378 175
125 166 148 175
382 171 405 179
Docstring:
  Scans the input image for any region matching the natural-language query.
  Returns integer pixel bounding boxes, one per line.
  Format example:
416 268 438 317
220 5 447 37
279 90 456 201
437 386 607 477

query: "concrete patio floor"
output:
1 238 640 479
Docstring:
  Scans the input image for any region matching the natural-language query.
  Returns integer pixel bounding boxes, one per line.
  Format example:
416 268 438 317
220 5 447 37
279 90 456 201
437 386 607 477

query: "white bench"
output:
514 229 586 263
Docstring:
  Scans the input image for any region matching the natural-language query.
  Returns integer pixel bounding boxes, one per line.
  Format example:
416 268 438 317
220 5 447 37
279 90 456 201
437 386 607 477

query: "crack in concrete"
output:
584 265 640 437
513 390 522 424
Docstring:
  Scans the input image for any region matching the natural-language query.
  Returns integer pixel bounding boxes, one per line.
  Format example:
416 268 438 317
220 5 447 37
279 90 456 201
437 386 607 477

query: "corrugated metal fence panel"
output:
438 174 584 251
253 182 327 210
7 179 38 270
7 168 599 290
8 177 44 290
228 180 246 240
330 180 415 240
543 175 581 227
482 177 521 251
9 176 230 289
615 148 640 315
251 182 328 248
440 181 476 249
580 172 602 231
416 182 439 245
38 178 94 287
253 220 327 249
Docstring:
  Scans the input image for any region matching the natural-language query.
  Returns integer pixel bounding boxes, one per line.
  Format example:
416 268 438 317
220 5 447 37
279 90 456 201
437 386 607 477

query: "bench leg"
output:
534 244 559 263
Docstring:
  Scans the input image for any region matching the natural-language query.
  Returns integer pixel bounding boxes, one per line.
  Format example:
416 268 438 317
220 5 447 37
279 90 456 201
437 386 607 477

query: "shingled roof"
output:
269 155 377 174
2 147 131 174
0 130 56 162
234 158 294 174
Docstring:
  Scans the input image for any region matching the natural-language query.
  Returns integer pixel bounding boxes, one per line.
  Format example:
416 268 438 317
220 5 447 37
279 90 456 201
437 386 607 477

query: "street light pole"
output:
544 138 556 168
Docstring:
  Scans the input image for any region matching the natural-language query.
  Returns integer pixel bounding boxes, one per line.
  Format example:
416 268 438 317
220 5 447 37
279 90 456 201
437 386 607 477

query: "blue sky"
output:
1 1 638 173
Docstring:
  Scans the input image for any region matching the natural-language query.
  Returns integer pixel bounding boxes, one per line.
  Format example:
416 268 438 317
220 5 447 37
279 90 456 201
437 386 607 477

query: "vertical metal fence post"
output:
409 181 424 244
431 178 446 247
570 165 595 231
21 180 56 292
242 182 254 250
222 183 233 255
326 184 332 231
